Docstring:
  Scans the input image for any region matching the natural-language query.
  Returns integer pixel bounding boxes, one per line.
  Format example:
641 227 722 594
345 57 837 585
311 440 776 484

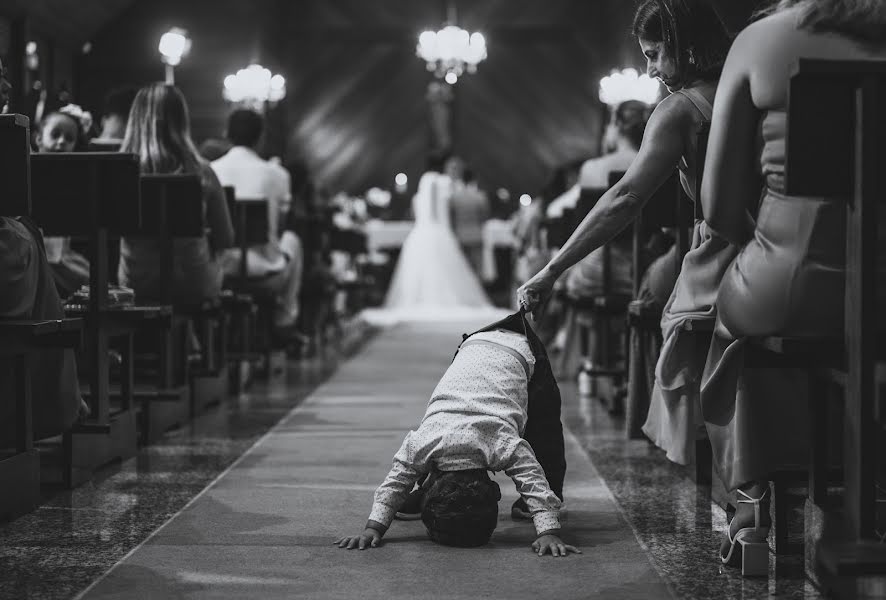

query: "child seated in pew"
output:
336 311 580 557
33 104 92 300
118 83 234 307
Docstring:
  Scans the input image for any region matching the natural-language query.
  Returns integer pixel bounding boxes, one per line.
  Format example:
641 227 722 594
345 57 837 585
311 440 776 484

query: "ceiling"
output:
11 0 762 196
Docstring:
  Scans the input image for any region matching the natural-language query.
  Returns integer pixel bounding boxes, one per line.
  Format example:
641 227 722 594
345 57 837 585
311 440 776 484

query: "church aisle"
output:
77 321 670 600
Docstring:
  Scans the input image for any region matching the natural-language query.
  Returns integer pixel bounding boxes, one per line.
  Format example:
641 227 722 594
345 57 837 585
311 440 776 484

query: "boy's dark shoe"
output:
511 498 532 521
394 489 425 520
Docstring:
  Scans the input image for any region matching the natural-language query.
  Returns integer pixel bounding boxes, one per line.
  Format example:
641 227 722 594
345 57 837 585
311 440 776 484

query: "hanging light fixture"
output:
417 2 487 85
598 68 661 107
158 27 191 85
223 64 286 111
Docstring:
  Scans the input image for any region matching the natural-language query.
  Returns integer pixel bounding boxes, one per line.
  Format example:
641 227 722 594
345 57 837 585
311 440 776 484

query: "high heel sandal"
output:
720 488 770 577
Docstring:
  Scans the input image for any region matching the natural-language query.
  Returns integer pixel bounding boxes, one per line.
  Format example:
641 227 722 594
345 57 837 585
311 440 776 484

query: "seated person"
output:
336 312 579 556
564 229 634 300
33 104 92 299
210 109 302 338
0 60 86 437
546 100 647 220
89 85 137 149
118 83 234 306
0 216 87 440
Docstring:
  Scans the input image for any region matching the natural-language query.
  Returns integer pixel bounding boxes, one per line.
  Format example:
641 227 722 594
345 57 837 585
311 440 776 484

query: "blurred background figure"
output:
90 85 137 149
449 164 490 277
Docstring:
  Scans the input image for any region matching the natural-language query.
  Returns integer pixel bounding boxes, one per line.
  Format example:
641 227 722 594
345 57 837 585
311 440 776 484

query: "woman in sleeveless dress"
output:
379 155 494 321
518 0 733 401
695 0 886 563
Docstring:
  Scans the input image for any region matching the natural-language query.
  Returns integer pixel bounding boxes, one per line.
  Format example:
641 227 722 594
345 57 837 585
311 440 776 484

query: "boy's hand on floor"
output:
334 528 382 550
531 534 581 557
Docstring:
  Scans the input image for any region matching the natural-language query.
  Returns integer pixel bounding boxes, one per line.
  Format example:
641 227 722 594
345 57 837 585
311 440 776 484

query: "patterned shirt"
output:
368 329 561 536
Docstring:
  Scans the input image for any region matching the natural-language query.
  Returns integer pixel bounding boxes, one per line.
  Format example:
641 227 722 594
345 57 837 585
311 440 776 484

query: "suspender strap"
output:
675 87 713 121
460 339 531 380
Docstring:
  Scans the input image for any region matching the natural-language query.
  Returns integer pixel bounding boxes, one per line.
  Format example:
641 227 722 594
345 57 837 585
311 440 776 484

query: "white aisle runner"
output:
77 321 670 600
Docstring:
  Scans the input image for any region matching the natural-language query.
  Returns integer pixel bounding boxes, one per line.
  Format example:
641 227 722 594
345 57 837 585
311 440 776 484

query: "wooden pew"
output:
624 170 689 437
117 174 207 441
142 174 229 416
29 151 167 487
556 184 632 409
746 59 886 578
329 226 371 318
0 114 85 515
0 319 82 520
224 189 285 382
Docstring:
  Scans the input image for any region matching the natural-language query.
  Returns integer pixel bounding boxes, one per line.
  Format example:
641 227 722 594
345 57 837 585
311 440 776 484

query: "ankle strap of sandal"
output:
736 488 769 528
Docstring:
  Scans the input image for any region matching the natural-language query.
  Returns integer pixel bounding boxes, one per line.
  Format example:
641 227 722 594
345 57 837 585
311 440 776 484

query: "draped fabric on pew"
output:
627 244 678 437
0 217 80 441
642 87 739 465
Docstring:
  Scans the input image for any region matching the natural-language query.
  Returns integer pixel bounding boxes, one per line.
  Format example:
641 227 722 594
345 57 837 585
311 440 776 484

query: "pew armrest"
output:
0 319 84 355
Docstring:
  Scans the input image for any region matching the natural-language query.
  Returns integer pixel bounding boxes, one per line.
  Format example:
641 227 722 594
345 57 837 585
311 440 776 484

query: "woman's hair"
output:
755 0 886 41
632 0 733 81
421 470 501 548
120 83 205 175
614 100 650 150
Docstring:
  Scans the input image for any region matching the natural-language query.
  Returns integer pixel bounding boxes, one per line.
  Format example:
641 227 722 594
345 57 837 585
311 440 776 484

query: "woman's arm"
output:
700 29 760 245
203 166 235 251
544 100 688 280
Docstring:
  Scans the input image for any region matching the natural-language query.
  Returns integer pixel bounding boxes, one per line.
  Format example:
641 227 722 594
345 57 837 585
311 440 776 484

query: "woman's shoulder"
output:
648 92 699 133
730 6 809 58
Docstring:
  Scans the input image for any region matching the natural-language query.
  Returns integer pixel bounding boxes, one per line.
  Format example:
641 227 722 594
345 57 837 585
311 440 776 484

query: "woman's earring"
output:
688 49 696 66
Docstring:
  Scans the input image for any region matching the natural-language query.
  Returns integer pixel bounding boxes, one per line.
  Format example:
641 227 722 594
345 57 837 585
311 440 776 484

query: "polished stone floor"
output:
562 387 826 600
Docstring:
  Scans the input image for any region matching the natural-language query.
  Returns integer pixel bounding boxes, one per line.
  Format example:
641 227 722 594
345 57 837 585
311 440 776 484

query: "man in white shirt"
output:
211 109 302 331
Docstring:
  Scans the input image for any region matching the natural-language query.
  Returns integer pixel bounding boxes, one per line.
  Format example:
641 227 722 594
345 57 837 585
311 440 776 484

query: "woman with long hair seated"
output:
118 83 234 306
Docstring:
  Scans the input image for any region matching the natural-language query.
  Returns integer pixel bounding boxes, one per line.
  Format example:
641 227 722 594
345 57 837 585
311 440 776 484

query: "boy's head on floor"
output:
421 469 501 548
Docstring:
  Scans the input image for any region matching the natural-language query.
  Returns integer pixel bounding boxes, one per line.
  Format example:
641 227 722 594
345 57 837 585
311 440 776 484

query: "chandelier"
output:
417 4 486 85
598 68 660 107
223 64 286 110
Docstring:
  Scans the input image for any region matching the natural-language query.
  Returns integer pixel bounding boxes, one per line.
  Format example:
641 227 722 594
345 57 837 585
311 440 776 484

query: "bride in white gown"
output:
364 168 502 323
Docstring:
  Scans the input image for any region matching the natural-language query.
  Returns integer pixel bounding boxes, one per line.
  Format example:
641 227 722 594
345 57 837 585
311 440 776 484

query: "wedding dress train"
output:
363 171 504 324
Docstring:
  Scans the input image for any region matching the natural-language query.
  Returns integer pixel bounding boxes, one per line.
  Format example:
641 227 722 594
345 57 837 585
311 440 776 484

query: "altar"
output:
364 219 414 252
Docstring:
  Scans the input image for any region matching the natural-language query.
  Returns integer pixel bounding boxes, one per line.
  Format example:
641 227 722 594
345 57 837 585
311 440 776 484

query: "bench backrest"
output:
0 114 31 216
624 170 686 296
786 58 886 538
224 186 269 247
224 186 269 281
134 173 204 237
30 152 141 236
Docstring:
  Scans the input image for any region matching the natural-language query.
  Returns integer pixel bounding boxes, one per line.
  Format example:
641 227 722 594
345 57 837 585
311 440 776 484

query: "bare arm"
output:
701 29 760 246
546 100 688 279
517 100 689 315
